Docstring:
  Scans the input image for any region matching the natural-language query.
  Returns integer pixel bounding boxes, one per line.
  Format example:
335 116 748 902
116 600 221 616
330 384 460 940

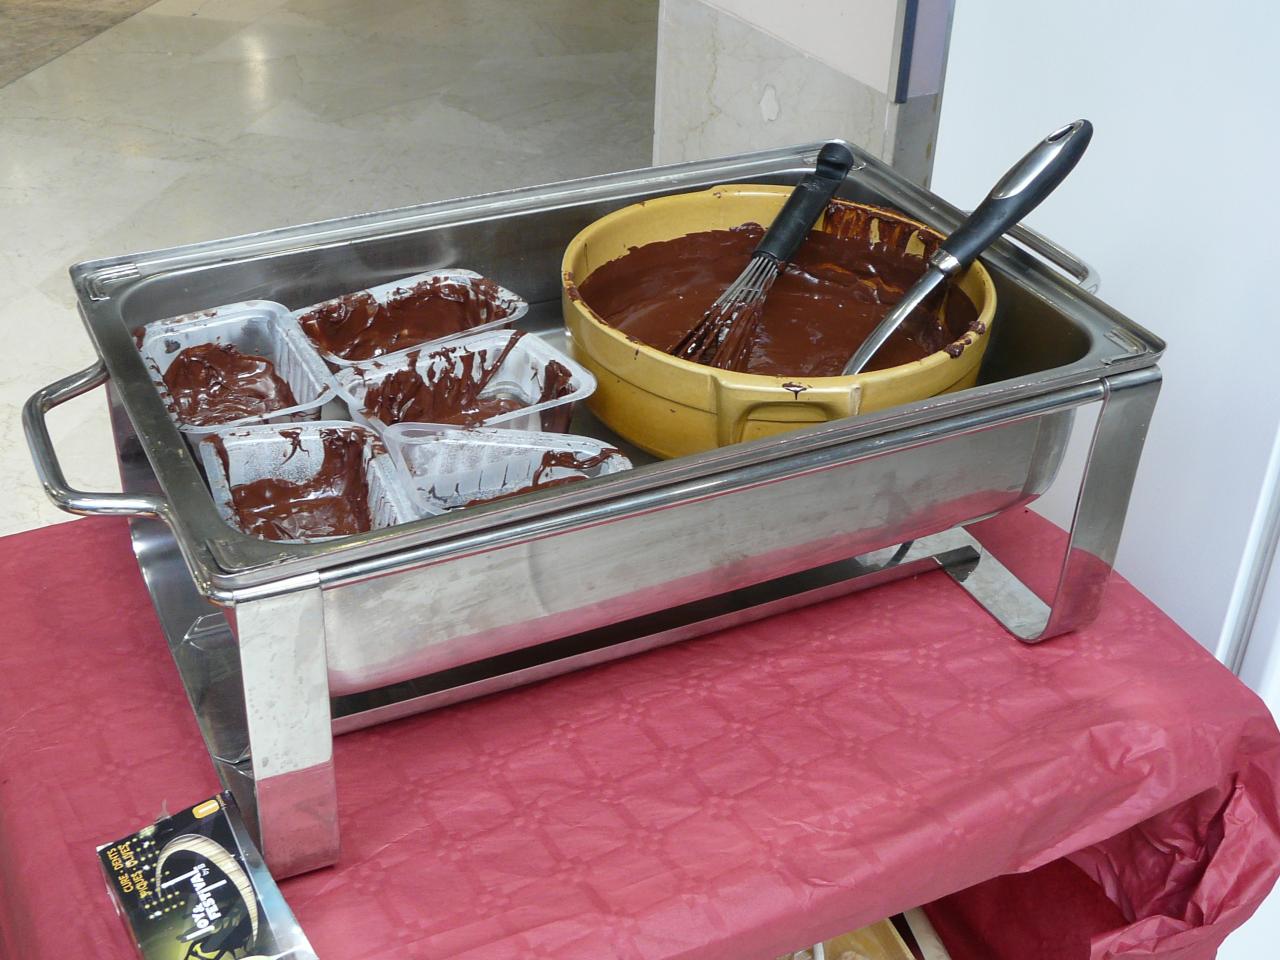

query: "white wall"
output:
1232 572 1280 954
932 3 1280 953
932 0 1280 656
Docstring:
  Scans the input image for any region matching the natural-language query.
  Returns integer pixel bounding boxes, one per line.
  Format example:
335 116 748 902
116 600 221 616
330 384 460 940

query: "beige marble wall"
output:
653 0 944 185
696 0 902 93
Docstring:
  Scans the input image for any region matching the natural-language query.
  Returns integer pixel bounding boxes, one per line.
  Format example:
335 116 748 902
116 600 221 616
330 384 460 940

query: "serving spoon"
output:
842 119 1093 376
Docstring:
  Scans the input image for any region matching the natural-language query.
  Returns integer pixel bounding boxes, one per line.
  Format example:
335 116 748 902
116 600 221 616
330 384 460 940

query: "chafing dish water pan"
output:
25 141 1162 877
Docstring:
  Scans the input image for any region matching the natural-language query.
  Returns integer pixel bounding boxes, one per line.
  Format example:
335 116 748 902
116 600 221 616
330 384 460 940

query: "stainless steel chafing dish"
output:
24 141 1163 877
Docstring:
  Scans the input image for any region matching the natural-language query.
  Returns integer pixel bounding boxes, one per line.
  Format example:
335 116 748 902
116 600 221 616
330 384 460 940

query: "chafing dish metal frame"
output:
24 141 1162 877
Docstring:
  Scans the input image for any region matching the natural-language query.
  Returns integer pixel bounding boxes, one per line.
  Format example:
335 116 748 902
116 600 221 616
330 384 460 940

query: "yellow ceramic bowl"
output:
561 185 996 459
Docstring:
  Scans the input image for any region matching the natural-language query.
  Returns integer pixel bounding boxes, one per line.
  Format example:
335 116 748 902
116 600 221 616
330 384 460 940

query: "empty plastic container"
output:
393 427 632 514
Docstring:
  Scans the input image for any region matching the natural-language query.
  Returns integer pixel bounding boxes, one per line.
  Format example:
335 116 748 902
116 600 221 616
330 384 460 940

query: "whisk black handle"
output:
755 141 857 264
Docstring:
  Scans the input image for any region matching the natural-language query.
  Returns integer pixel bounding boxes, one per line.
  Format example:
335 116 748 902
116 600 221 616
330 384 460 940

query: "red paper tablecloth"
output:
1 511 1277 960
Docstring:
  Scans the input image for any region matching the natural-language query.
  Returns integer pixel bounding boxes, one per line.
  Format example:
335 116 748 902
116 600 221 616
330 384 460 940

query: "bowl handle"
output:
713 382 862 447
23 361 170 519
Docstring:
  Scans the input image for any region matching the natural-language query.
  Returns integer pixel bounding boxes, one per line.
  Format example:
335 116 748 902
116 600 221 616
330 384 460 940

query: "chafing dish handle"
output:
1003 222 1100 294
23 361 169 519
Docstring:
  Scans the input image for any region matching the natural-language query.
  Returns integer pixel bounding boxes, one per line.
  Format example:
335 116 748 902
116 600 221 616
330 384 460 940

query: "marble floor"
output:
0 0 657 537
0 0 157 88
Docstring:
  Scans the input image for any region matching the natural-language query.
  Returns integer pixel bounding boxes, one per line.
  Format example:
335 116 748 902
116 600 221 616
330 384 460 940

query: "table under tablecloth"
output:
1 510 1277 960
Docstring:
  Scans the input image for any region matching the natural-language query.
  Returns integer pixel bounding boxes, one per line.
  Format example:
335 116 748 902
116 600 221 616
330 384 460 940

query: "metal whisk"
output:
672 141 857 370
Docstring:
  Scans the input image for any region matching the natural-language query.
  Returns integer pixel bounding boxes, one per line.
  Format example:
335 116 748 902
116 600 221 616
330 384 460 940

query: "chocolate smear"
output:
163 342 298 426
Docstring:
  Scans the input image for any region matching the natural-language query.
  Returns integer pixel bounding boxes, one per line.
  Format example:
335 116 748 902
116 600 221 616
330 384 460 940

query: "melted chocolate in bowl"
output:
225 431 373 541
163 342 298 426
299 277 513 361
576 204 980 377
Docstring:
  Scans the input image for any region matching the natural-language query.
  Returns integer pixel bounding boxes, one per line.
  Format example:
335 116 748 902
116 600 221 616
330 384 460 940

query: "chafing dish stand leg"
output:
230 582 340 876
878 368 1161 642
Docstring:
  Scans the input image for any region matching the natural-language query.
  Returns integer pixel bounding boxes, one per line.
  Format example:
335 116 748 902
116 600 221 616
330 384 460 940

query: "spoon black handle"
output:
938 119 1093 271
755 141 858 264
841 119 1093 376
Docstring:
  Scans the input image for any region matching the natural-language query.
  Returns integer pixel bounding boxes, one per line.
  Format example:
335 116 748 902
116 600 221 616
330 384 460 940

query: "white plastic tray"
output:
393 427 632 514
199 421 416 542
334 329 595 438
138 301 335 436
292 269 528 367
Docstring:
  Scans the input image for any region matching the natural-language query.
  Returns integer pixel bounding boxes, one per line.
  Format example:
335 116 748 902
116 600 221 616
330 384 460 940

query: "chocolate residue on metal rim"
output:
781 382 807 396
574 200 986 378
